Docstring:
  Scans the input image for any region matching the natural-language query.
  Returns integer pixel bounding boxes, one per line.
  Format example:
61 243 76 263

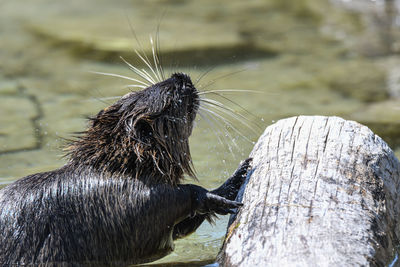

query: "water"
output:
1 0 400 265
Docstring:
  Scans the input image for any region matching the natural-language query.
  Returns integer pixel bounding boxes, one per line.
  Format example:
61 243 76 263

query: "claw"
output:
211 158 253 200
234 158 253 176
190 158 252 218
203 193 243 215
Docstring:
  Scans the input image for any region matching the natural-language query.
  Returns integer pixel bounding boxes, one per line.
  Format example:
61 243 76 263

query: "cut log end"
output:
218 116 400 267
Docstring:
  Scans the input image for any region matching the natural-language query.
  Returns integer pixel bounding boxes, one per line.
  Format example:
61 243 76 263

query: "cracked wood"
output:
218 116 400 267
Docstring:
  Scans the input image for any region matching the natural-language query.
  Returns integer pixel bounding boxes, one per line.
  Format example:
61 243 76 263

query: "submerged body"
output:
0 73 251 266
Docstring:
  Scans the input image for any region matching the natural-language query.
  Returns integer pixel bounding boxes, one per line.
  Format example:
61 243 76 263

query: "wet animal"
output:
0 43 252 266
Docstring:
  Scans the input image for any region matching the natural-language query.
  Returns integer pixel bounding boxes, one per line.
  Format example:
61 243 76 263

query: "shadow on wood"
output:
218 116 400 267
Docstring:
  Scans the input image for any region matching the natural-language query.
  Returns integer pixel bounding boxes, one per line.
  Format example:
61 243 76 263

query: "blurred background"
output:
1 0 400 265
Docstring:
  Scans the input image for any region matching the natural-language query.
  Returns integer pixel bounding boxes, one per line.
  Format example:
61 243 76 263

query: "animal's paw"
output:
203 192 243 215
211 158 252 200
191 186 242 216
231 158 252 184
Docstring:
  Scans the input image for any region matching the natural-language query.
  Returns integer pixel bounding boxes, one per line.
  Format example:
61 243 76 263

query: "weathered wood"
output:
218 116 400 267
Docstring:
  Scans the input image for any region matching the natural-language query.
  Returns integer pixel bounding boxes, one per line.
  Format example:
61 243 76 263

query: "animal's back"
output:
0 166 178 266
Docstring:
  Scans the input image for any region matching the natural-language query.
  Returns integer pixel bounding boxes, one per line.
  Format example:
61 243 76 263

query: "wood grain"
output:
218 116 400 267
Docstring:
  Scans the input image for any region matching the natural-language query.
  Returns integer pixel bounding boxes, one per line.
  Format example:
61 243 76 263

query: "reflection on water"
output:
1 0 400 265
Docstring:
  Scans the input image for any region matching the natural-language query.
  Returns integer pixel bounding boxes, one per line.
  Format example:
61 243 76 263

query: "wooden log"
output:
218 116 400 267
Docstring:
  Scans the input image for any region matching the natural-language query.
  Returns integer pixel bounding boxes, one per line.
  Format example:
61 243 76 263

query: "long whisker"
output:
134 49 160 84
91 96 122 101
198 69 247 90
140 68 158 84
200 104 255 144
89 71 150 87
155 23 165 80
124 14 161 86
195 66 215 85
150 36 163 83
126 16 160 82
200 107 241 152
201 98 261 133
198 107 236 154
199 89 262 95
124 84 147 89
197 111 230 152
83 96 117 106
201 91 261 122
125 15 154 69
120 56 157 85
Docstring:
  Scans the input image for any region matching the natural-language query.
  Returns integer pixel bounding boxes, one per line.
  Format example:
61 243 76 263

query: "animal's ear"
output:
134 119 152 134
130 117 154 144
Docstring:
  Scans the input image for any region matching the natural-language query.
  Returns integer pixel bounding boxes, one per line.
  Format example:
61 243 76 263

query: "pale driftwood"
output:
218 116 400 267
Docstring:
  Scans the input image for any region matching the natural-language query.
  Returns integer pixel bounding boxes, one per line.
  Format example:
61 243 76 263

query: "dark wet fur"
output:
68 73 198 185
0 72 252 266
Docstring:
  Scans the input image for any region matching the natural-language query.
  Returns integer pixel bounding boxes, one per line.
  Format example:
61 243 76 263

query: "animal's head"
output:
68 73 199 184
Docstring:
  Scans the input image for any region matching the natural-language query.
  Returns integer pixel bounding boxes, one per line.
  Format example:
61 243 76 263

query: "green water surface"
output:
1 0 400 265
